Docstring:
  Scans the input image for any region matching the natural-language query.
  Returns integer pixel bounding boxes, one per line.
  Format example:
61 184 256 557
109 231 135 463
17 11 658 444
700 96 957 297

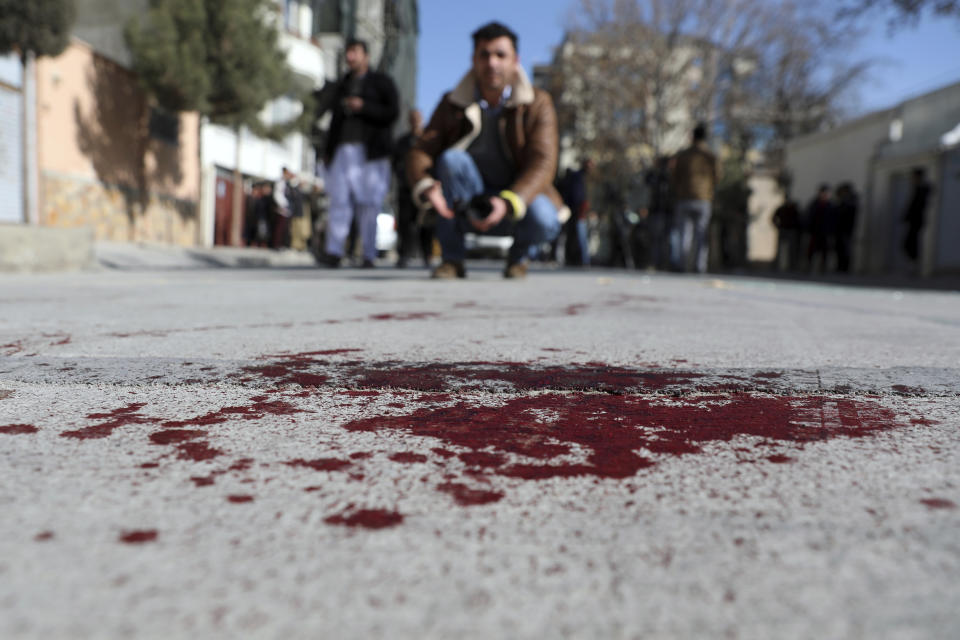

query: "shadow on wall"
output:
73 55 192 240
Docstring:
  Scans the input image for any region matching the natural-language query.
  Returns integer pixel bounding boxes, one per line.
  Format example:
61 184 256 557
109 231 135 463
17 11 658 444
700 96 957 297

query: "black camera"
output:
454 195 494 224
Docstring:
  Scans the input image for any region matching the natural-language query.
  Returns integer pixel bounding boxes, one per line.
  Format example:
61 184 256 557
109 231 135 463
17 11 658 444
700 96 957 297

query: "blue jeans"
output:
576 219 590 266
671 199 712 273
433 149 560 264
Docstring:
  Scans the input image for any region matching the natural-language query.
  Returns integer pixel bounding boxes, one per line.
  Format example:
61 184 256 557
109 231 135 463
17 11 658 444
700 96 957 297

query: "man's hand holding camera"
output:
473 196 507 232
424 183 509 232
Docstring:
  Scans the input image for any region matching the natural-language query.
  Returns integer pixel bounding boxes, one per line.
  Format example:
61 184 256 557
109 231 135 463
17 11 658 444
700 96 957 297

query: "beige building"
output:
36 40 201 245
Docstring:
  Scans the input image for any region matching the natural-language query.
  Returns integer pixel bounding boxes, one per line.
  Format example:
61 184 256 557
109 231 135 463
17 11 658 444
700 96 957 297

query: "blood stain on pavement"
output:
892 385 925 394
369 312 442 321
227 495 255 503
1 340 25 355
325 508 404 529
60 403 151 440
149 429 206 445
162 397 302 428
765 454 795 464
920 498 957 510
1 423 38 434
343 393 906 483
285 458 353 472
119 530 158 544
389 452 429 464
176 441 223 462
437 482 505 506
34 531 55 542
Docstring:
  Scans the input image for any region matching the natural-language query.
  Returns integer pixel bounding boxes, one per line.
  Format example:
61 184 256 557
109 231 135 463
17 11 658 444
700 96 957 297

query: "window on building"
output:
285 0 301 34
312 0 341 35
149 106 179 145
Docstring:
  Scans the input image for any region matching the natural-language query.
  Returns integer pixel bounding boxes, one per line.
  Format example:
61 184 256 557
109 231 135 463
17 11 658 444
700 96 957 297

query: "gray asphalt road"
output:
2 262 958 639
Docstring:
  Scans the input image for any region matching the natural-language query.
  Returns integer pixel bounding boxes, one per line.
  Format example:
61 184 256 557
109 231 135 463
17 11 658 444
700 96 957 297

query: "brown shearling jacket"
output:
406 67 565 216
670 142 718 202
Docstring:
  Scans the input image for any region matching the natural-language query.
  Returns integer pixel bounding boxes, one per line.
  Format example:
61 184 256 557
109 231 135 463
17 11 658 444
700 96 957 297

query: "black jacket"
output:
322 70 399 163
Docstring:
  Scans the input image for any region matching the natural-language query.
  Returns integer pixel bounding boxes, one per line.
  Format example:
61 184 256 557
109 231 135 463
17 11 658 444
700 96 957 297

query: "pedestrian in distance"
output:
406 21 567 280
669 123 718 273
805 184 834 273
834 182 858 273
559 157 594 267
242 181 262 247
271 167 302 250
318 38 400 268
772 197 801 272
645 156 673 271
902 167 932 269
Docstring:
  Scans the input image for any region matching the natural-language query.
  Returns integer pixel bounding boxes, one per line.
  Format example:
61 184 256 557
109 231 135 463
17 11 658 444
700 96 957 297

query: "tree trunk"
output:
22 52 39 226
231 125 244 246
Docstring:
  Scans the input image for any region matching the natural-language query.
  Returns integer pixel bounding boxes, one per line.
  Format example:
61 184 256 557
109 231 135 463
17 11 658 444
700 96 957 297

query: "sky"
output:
415 0 960 121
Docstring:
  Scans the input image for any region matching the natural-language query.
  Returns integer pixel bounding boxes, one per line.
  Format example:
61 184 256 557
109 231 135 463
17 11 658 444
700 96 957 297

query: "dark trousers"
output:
272 215 291 249
904 224 922 262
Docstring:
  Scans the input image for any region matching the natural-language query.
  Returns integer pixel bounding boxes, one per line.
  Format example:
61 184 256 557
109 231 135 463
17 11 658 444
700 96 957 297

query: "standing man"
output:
670 123 718 273
805 184 834 273
902 167 932 268
272 167 301 250
406 22 566 279
560 157 594 267
321 39 399 267
834 182 858 273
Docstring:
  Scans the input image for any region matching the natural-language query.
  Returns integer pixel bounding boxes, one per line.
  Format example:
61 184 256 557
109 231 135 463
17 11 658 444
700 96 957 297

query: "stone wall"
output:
42 172 199 245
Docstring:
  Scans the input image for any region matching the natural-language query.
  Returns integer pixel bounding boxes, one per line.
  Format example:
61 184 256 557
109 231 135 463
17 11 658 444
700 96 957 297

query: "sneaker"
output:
503 261 528 279
431 261 466 279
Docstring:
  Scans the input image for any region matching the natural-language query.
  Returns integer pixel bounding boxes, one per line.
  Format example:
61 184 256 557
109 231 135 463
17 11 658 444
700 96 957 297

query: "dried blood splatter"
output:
176 441 223 462
119 530 158 544
389 452 429 464
920 498 957 510
60 404 151 440
227 495 254 503
892 385 924 395
343 393 901 481
1 424 38 435
149 429 206 445
766 454 794 464
285 458 352 472
325 509 404 529
437 482 505 506
369 312 441 321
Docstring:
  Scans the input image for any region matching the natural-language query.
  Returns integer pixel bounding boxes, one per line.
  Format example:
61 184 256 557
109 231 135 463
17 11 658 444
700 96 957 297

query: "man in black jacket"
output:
320 39 399 267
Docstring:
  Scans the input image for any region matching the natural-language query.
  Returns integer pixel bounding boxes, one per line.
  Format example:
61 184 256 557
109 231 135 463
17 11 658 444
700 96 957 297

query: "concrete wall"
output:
786 109 895 273
35 41 201 245
785 81 960 276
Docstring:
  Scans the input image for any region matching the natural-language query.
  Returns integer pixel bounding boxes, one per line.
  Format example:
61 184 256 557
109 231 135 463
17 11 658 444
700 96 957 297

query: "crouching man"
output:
406 21 567 279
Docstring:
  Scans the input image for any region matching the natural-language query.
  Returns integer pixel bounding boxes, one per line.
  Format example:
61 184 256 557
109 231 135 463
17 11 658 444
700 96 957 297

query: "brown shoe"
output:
431 261 466 279
503 261 528 279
